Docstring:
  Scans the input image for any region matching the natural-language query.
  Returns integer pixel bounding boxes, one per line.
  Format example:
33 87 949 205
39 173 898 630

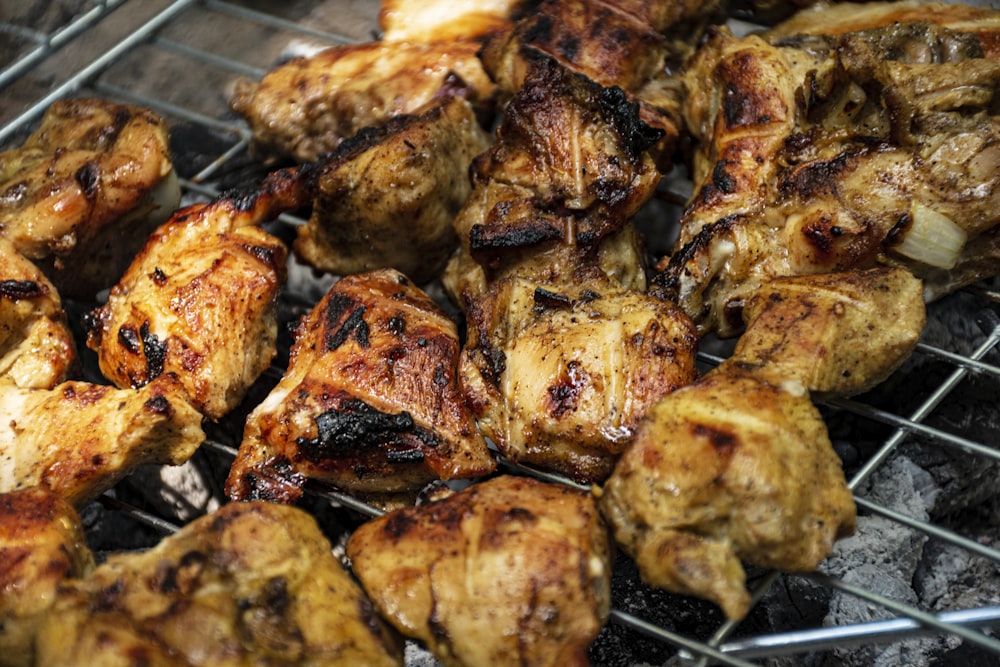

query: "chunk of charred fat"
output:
225 269 495 508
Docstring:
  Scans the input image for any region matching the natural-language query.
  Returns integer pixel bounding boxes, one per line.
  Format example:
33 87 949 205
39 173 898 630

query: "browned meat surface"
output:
653 2 1000 336
85 168 308 421
225 269 495 508
35 501 404 667
0 375 204 507
0 98 179 299
600 370 856 620
378 0 531 43
460 275 698 482
347 475 611 667
0 487 93 667
294 96 491 284
0 236 76 389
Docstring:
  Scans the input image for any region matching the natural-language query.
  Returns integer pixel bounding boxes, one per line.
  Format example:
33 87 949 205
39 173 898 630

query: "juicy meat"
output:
460 275 698 483
225 269 495 507
35 501 404 667
600 370 856 620
347 475 611 667
378 0 531 43
0 236 77 389
0 487 93 667
0 375 204 507
230 40 496 163
654 4 1000 336
294 96 491 284
85 168 307 421
0 98 179 299
724 267 926 397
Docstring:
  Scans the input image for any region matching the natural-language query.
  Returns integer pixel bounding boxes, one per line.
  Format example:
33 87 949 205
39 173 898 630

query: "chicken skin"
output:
0 98 179 299
85 168 308 421
653 3 1000 336
226 269 495 508
294 96 491 284
460 275 698 483
377 0 531 43
0 236 76 389
0 487 93 667
0 375 204 507
36 501 404 667
347 475 612 667
600 370 856 620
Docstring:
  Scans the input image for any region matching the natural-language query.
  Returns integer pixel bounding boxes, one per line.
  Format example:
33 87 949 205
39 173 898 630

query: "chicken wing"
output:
460 275 698 483
294 96 491 284
653 3 1000 336
225 269 495 508
36 500 404 667
85 168 307 421
0 98 179 299
600 370 856 620
0 375 204 507
0 487 93 667
0 236 76 389
347 474 611 667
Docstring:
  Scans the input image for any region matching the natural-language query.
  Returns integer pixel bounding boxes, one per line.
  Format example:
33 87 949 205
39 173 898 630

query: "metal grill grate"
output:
3 1 1000 665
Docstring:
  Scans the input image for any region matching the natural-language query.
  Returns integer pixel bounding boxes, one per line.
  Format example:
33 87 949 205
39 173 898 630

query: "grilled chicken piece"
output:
85 168 307 421
347 475 611 667
0 236 76 389
231 40 496 164
460 275 698 483
0 98 179 299
600 370 856 620
35 501 404 667
378 0 530 43
724 267 926 397
294 96 491 284
444 56 663 305
0 487 93 667
226 269 495 507
0 375 204 507
654 4 1000 336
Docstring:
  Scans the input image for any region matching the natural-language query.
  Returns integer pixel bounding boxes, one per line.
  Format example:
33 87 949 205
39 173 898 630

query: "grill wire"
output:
3 1 1000 665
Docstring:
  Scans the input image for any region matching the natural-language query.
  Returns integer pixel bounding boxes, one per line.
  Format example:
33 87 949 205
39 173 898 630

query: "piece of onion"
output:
892 202 967 269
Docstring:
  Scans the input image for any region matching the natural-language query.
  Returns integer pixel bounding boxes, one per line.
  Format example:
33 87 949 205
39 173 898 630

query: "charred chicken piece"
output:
653 4 1000 336
85 168 308 421
231 40 496 163
444 56 663 305
600 370 856 620
0 487 93 667
723 267 926 397
0 236 76 389
225 269 495 508
36 501 404 667
0 98 179 299
460 275 698 483
0 375 204 507
347 474 611 667
294 96 491 284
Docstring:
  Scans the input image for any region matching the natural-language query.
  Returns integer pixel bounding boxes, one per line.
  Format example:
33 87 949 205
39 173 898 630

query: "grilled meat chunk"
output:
294 96 491 284
226 269 495 507
85 168 307 421
600 370 856 620
0 236 76 389
0 375 204 507
444 56 662 305
231 40 495 163
378 0 530 43
654 4 1000 336
460 276 698 483
35 501 403 667
0 487 93 667
347 475 611 667
724 267 925 397
0 98 179 299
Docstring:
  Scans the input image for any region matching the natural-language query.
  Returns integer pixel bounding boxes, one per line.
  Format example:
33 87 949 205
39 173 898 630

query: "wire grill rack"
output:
3 1 1000 665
